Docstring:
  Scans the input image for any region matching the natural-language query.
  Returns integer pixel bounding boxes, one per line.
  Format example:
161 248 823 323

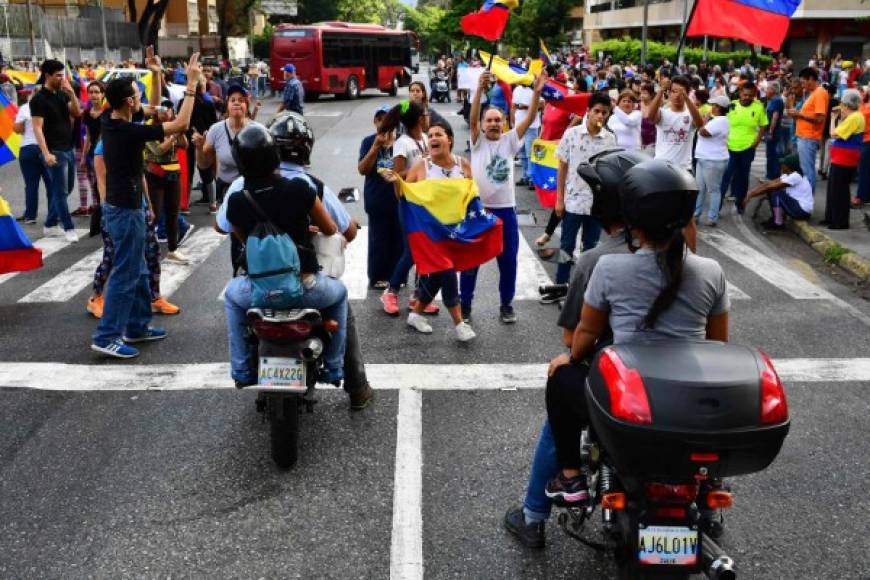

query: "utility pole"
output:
100 0 109 59
25 0 34 58
641 0 649 67
677 0 689 67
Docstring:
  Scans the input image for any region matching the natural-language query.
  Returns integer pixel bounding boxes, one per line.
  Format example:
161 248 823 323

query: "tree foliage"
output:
401 3 451 56
336 0 387 23
298 0 338 23
591 38 773 69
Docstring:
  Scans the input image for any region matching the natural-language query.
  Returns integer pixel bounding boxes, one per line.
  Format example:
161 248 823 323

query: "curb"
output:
786 220 870 281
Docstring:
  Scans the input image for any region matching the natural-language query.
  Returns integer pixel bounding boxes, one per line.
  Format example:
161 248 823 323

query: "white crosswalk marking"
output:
700 229 833 300
515 232 554 300
0 229 89 287
160 229 226 298
727 282 750 300
343 232 371 300
18 247 104 303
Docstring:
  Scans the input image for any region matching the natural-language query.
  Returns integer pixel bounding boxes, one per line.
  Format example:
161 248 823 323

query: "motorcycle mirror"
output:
338 187 359 203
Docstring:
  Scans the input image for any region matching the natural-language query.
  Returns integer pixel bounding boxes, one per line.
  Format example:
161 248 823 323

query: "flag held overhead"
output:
461 0 518 42
686 0 801 51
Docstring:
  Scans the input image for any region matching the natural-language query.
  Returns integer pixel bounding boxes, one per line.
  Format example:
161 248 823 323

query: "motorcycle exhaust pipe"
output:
702 533 736 580
300 338 323 361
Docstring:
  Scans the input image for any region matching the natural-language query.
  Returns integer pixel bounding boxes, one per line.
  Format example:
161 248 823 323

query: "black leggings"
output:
146 170 181 252
544 210 562 237
546 362 591 470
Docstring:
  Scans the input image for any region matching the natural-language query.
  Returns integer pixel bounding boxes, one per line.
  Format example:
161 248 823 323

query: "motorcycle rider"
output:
222 124 348 387
217 113 373 410
543 160 730 509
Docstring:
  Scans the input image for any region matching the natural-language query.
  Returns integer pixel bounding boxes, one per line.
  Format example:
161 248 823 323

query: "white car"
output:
99 68 186 107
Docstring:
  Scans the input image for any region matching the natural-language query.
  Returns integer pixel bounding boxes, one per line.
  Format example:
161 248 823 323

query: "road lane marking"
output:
0 229 90 287
699 229 833 300
160 229 226 298
727 282 750 300
2 359 869 391
343 233 371 300
18 247 104 303
304 112 343 117
390 388 423 580
515 234 554 300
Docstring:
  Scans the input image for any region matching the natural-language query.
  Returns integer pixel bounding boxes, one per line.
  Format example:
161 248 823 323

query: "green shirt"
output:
726 99 768 152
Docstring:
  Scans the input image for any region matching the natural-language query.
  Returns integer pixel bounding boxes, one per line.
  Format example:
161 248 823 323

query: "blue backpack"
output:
242 190 304 309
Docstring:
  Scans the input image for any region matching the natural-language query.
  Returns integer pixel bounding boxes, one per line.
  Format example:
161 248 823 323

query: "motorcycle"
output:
246 307 337 468
557 341 790 579
431 70 451 103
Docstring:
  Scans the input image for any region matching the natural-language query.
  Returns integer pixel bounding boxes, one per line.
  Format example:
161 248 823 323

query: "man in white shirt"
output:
511 83 543 187
742 154 812 230
462 70 547 324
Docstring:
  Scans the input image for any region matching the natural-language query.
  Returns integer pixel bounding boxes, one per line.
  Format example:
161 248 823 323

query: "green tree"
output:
336 0 387 23
402 4 452 56
298 0 338 23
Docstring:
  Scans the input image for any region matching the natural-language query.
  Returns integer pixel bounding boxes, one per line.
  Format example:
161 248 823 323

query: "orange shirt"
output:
795 86 829 141
863 103 870 143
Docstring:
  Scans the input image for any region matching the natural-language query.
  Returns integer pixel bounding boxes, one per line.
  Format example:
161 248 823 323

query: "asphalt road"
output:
0 88 868 579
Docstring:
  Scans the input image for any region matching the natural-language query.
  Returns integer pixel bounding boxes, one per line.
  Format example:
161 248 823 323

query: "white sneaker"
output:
43 225 63 237
453 321 476 342
407 312 433 334
165 250 190 264
63 229 79 243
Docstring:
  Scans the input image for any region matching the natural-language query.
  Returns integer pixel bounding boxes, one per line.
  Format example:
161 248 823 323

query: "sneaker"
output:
500 305 517 324
151 296 180 315
453 321 476 342
17 215 37 224
318 366 344 385
539 289 566 305
516 177 529 186
156 232 169 244
64 229 79 243
407 312 433 334
461 304 472 323
348 383 374 411
381 290 400 316
43 225 63 237
86 294 104 319
91 338 139 359
165 250 190 264
234 377 257 389
545 472 590 505
762 221 785 231
122 327 168 343
409 298 440 315
178 223 195 246
504 505 545 549
70 207 90 217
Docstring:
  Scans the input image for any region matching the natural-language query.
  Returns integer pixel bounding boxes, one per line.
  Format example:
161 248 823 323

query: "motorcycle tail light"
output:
644 482 698 505
598 348 652 424
705 490 734 510
759 351 788 425
602 492 626 510
654 506 687 518
690 452 719 462
324 319 339 333
251 319 312 341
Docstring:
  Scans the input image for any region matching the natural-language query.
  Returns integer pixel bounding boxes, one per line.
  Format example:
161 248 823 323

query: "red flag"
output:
686 0 800 51
461 1 512 42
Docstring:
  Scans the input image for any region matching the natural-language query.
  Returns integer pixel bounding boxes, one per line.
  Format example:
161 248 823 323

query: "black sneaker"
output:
500 305 517 324
545 472 590 505
504 505 545 549
762 221 785 231
461 304 472 323
539 287 567 304
348 383 374 411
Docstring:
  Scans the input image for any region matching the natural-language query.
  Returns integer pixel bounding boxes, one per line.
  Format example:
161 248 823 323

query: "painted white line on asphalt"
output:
699 229 833 300
305 112 343 117
0 229 90 287
344 233 371 300
515 234 554 300
2 360 869 392
18 247 104 303
390 388 423 580
727 282 750 301
160 229 226 298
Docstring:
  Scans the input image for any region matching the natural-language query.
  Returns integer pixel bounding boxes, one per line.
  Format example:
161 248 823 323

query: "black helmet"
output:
577 148 649 228
268 112 314 166
619 160 698 236
232 124 279 180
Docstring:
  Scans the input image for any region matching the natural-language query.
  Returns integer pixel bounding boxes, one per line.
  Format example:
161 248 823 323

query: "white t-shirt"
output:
511 85 540 129
780 171 813 213
694 115 730 161
655 106 696 170
393 134 429 171
607 107 642 151
556 122 617 215
471 129 522 208
14 103 37 147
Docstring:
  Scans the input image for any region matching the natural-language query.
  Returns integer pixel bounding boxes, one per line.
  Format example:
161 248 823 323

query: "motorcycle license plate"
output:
258 357 306 388
637 525 699 566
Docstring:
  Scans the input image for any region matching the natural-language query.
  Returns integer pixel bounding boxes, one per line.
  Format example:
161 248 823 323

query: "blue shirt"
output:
217 163 350 234
282 77 305 114
358 134 397 214
766 95 784 132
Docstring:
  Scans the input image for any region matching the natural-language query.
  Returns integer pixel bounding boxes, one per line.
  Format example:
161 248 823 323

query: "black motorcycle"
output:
557 341 790 580
246 307 335 468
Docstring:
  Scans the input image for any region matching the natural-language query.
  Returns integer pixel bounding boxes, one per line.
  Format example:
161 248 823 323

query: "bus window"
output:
277 30 312 38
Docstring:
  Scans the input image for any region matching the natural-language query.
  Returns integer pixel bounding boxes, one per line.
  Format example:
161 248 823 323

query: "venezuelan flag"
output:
0 91 21 168
0 194 42 274
539 39 552 66
397 177 503 275
528 139 559 208
460 0 518 42
479 51 543 87
542 78 591 117
686 0 800 51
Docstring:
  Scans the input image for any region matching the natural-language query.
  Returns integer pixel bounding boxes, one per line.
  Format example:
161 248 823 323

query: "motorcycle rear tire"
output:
269 394 300 469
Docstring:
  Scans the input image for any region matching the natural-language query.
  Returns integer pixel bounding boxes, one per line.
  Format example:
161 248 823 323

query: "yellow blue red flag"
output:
528 138 559 207
478 51 543 87
0 194 42 274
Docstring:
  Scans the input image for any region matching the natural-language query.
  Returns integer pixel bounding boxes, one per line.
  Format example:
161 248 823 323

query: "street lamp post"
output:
641 0 649 67
25 0 34 58
100 0 109 59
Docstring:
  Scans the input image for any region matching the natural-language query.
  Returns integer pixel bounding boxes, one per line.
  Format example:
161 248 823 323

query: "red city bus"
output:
270 22 415 101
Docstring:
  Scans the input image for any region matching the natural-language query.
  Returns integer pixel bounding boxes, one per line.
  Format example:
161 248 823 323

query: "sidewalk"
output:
750 144 870 280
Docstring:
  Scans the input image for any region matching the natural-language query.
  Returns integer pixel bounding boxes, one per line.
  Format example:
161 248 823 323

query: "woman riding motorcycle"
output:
543 159 730 505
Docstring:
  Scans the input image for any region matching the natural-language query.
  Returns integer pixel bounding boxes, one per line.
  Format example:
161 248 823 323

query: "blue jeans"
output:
224 273 348 383
765 129 783 179
556 212 601 284
18 144 50 221
523 419 559 522
43 149 74 231
519 126 539 180
720 147 756 213
389 210 416 293
796 137 819 193
694 158 728 222
770 190 810 220
460 206 519 308
93 204 153 345
856 142 870 203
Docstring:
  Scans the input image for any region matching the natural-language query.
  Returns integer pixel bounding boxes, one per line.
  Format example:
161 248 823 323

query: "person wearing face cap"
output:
358 104 403 288
693 94 731 226
278 63 304 115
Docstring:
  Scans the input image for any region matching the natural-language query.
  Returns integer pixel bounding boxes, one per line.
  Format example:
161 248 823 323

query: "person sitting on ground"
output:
743 155 813 231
